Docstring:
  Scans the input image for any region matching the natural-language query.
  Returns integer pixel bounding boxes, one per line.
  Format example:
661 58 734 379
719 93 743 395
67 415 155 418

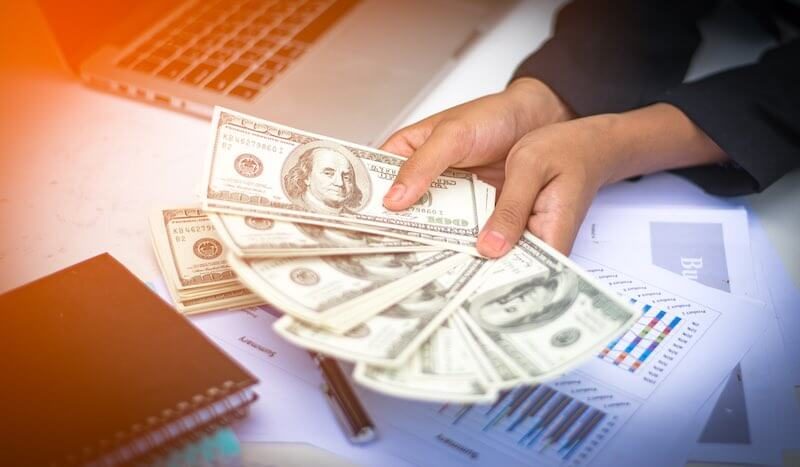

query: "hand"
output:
474 116 617 257
381 77 574 207
384 98 728 257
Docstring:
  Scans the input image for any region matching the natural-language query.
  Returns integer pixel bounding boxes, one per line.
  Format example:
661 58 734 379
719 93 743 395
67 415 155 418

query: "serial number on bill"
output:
427 216 469 227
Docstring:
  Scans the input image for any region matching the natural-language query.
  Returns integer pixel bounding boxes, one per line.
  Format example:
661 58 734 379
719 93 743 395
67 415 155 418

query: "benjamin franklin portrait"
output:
281 141 371 215
467 267 580 333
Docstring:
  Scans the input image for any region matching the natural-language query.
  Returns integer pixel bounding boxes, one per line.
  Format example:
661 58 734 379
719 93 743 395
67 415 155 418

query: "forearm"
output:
512 0 714 116
599 103 728 185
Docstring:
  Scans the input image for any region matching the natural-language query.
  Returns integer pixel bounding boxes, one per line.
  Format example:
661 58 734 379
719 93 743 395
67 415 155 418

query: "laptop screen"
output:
37 0 184 72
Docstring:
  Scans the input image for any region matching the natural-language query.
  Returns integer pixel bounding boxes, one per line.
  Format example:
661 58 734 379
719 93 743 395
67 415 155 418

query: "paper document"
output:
574 205 759 300
352 255 764 466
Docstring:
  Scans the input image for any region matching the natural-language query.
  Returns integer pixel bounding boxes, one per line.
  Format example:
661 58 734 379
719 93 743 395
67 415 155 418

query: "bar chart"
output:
598 299 683 373
429 376 637 467
575 256 714 398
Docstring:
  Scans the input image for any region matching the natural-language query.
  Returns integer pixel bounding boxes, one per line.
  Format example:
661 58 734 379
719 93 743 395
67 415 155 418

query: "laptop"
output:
37 0 514 145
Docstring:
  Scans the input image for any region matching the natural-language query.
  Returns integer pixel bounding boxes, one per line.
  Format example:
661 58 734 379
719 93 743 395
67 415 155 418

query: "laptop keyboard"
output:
116 0 359 100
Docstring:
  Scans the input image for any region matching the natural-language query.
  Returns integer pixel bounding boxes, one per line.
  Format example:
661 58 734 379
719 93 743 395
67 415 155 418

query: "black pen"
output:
309 352 377 444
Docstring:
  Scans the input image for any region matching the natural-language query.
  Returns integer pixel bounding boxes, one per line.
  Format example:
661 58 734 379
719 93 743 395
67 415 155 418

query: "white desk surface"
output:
0 1 798 466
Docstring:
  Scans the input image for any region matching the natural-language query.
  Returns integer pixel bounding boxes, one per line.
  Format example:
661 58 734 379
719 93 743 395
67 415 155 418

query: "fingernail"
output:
481 230 508 256
384 184 406 203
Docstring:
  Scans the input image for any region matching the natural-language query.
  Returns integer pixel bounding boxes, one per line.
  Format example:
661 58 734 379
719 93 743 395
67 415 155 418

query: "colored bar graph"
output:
598 303 682 373
435 381 631 465
613 310 666 365
599 300 650 358
629 316 682 371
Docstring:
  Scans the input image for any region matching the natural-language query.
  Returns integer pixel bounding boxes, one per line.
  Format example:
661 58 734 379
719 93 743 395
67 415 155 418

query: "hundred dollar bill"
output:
202 107 487 251
227 249 468 331
353 317 498 403
208 212 436 258
459 232 638 382
150 207 239 291
149 207 262 313
452 309 523 390
273 258 489 367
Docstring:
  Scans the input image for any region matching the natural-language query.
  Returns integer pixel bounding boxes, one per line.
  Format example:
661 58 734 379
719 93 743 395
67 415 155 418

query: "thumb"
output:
477 151 548 257
526 176 594 256
383 122 471 211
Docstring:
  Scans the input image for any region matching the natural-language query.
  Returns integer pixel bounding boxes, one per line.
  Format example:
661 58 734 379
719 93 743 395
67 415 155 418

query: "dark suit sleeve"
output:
512 0 800 195
657 40 800 195
512 0 716 115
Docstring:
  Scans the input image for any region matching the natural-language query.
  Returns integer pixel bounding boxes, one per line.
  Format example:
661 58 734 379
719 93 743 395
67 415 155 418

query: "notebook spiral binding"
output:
56 381 258 467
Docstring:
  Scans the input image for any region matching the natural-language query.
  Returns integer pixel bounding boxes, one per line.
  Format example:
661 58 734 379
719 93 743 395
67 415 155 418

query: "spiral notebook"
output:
0 253 258 466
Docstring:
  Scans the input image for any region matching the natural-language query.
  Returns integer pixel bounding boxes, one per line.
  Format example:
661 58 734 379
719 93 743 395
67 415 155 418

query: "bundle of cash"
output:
354 233 639 402
149 207 263 313
149 107 638 403
201 108 496 254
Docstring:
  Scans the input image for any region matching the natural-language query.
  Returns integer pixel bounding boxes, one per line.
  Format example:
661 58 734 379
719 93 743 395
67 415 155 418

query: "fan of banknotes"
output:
149 107 638 403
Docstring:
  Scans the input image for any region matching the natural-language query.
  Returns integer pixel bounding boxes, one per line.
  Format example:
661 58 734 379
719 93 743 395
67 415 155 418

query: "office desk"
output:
0 1 797 465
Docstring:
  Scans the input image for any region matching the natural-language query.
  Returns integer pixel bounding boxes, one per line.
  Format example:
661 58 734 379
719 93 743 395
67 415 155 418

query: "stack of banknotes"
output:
149 206 263 313
150 107 638 403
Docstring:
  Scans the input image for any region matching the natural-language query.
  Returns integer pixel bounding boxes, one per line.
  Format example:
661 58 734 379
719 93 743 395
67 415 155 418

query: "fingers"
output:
383 121 473 210
379 114 441 157
526 176 594 256
477 145 549 257
527 213 576 255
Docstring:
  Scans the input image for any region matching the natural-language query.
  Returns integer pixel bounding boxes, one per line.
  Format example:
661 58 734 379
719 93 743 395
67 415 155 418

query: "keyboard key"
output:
165 14 191 28
267 4 293 14
134 40 157 55
205 63 248 91
230 11 253 23
224 39 247 49
245 71 273 85
149 26 174 40
209 50 233 61
197 10 219 23
180 47 205 60
164 34 192 48
298 2 328 14
157 59 192 79
151 45 179 59
212 23 236 34
274 45 303 60
182 62 217 85
240 24 263 36
257 59 287 73
255 37 279 49
195 33 226 48
194 1 217 15
132 59 160 73
239 0 264 11
239 50 263 62
230 85 259 100
189 20 214 33
270 26 294 37
208 3 232 16
253 13 279 26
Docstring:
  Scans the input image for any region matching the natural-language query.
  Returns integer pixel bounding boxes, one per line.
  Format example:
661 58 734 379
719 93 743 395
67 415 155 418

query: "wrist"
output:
507 77 575 135
603 103 728 184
